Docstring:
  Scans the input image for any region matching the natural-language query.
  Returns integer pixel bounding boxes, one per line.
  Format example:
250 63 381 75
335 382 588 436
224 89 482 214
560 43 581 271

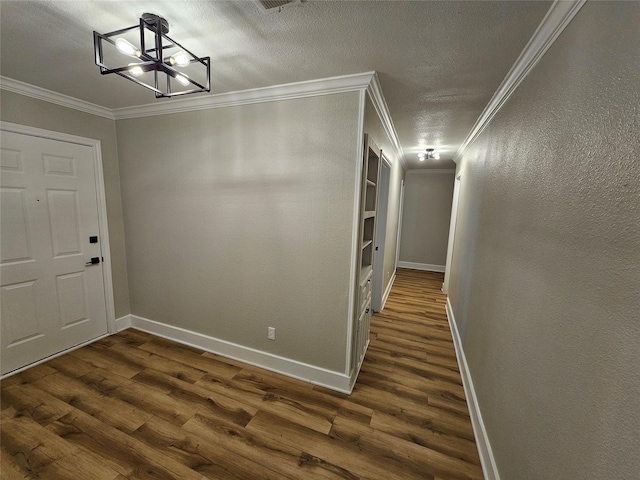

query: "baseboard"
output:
445 298 500 480
398 261 446 273
381 271 396 311
115 314 132 332
128 314 353 394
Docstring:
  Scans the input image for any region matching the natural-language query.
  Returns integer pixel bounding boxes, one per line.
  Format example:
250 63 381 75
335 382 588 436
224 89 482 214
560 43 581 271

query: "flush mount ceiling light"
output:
418 148 441 161
94 13 210 98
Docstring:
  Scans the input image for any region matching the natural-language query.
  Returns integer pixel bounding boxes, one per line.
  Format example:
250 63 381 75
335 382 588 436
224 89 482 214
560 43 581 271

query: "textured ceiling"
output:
0 0 552 169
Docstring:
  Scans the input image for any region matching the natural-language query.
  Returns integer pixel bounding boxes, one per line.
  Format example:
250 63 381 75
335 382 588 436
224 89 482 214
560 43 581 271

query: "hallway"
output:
1 269 482 479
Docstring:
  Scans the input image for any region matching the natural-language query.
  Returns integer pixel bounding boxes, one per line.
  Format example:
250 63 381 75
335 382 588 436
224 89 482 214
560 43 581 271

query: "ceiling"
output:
0 0 552 169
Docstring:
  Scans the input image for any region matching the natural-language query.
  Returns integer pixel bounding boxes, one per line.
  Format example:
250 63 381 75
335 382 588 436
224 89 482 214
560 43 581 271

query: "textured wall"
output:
117 92 360 373
399 171 454 267
448 2 640 479
0 91 131 319
363 95 404 301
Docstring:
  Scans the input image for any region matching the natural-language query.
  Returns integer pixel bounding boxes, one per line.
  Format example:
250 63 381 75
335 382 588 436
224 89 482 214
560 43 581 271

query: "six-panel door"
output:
1 131 108 375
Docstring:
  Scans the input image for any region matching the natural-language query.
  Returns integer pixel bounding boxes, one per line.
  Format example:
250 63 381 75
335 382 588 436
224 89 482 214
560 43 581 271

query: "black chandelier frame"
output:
94 13 211 98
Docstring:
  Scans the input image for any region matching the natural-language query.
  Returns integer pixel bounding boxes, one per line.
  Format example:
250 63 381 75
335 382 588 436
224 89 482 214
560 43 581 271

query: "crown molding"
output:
112 72 376 120
453 0 586 164
0 76 115 120
367 73 406 171
0 72 376 122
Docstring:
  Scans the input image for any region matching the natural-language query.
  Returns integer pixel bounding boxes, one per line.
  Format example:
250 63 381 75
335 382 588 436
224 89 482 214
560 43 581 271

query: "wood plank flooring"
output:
0 268 483 479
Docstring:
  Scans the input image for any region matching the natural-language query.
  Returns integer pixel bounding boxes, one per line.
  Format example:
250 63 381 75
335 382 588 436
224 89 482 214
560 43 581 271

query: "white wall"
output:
399 170 455 270
447 2 640 479
116 92 361 374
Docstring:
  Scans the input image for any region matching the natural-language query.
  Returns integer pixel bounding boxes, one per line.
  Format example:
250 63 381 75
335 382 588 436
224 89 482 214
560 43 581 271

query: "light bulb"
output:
115 38 141 57
419 157 425 162
433 153 441 160
128 63 144 77
170 51 191 67
175 74 190 87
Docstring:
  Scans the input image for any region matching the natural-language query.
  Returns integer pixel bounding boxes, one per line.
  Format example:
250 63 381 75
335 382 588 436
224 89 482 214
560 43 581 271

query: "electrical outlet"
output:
268 327 276 341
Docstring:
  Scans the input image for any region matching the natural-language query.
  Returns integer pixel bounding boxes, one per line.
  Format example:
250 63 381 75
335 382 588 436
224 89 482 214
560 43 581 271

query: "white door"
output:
1 131 108 375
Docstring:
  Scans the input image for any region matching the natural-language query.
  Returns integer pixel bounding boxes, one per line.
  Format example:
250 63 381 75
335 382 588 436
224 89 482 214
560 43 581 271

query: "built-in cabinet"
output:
353 134 381 372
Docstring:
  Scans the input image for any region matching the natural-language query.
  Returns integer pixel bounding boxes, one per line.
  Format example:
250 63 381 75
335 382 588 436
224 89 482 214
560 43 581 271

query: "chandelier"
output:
93 13 210 98
418 148 440 161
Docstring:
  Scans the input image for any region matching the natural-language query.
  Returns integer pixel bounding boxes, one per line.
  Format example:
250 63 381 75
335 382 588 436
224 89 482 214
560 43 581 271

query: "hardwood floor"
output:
0 268 482 480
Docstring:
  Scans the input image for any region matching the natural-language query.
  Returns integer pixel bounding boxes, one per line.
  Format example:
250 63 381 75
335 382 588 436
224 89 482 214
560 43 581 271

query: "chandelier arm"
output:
100 24 139 39
161 33 209 67
113 71 164 95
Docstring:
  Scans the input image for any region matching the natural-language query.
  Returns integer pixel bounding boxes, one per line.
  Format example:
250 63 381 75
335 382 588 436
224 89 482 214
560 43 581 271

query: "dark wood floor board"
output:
33 371 153 434
1 407 78 475
0 268 482 479
131 415 287 480
67 345 143 379
193 369 338 435
45 353 99 379
1 382 74 427
104 341 209 384
131 368 258 428
370 410 481 465
247 409 424 480
138 338 242 380
358 362 467 405
0 448 32 480
370 323 455 348
374 333 457 359
330 413 482 480
46 408 207 480
356 367 468 419
184 411 349 480
80 366 201 427
0 363 57 390
231 368 345 419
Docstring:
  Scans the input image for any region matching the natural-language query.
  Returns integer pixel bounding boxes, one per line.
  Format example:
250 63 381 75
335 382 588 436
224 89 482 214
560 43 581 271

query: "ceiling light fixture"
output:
94 13 210 98
419 148 440 161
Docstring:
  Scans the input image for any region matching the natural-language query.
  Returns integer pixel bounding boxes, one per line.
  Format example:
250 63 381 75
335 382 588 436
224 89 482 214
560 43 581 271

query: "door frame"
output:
372 155 391 312
1 121 116 334
395 178 405 270
443 170 463 294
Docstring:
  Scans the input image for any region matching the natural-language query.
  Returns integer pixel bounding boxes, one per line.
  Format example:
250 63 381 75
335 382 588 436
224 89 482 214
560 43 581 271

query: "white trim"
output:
115 315 132 332
348 343 367 392
446 298 500 480
380 271 396 311
0 121 117 334
113 72 375 119
1 72 375 121
0 333 110 380
346 89 367 376
453 0 586 163
406 169 456 175
395 179 405 270
129 315 353 394
398 261 446 273
372 158 391 312
443 169 463 294
366 73 405 170
0 76 114 120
